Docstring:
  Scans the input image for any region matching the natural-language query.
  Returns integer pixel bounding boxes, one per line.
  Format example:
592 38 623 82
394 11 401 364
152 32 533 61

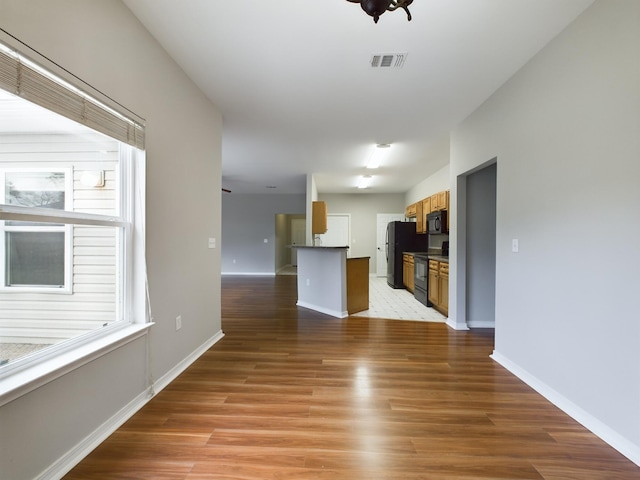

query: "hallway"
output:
65 276 640 479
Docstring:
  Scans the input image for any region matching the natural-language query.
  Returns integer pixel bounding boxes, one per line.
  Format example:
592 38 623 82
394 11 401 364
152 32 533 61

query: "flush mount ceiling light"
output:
367 143 391 169
347 0 413 23
358 175 373 189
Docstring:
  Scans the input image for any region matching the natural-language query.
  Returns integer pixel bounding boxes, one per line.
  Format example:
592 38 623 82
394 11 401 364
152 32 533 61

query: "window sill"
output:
0 322 153 407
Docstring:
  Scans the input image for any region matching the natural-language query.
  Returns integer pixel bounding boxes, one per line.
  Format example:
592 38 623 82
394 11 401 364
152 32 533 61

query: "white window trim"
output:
0 167 74 293
0 148 149 405
0 38 149 406
0 321 153 407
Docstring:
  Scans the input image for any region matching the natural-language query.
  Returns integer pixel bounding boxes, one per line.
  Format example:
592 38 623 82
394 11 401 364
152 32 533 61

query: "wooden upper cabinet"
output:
422 197 431 217
312 201 328 234
431 190 450 212
406 189 450 229
405 203 417 218
415 201 424 233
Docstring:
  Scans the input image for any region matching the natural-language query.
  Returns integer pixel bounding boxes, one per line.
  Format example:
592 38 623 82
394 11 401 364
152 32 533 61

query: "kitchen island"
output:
293 246 369 318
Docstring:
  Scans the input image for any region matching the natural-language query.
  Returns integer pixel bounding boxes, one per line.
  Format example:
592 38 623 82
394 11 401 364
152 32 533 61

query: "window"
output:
1 169 72 290
0 42 147 391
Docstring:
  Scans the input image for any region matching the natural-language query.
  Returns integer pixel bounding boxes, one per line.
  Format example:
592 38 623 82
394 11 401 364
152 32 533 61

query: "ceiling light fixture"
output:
346 0 413 24
358 175 373 189
367 143 391 169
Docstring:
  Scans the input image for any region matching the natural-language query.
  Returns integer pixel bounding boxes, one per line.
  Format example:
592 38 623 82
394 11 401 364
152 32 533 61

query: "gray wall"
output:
0 1 223 478
318 193 406 273
465 163 496 328
450 0 639 462
221 194 306 274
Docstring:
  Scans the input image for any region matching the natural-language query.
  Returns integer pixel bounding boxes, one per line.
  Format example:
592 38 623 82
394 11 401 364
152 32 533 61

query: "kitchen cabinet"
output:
406 189 449 223
427 258 448 316
431 190 449 212
403 254 415 293
422 197 431 219
312 201 327 234
405 203 417 218
347 257 370 314
415 202 424 234
405 201 425 233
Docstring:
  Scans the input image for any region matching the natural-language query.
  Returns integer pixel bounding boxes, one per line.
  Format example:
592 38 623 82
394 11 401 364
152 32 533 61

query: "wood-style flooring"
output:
65 275 640 479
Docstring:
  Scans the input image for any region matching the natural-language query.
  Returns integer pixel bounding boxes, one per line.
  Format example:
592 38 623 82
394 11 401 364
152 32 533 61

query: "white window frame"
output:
0 38 150 407
0 167 73 293
0 145 150 405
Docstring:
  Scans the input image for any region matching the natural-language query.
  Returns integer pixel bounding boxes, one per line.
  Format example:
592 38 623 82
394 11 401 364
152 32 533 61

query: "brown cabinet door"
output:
422 197 431 217
428 267 439 305
312 201 327 234
403 255 414 292
415 202 424 234
438 273 448 316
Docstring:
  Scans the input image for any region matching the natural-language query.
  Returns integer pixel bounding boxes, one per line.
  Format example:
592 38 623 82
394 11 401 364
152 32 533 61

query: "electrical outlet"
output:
208 237 216 249
175 315 182 331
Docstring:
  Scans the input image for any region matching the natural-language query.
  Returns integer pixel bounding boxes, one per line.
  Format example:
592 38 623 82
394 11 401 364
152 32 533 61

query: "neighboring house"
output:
0 132 119 349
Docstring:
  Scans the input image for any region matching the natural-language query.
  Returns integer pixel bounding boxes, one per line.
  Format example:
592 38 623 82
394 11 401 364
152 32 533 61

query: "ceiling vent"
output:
370 53 407 69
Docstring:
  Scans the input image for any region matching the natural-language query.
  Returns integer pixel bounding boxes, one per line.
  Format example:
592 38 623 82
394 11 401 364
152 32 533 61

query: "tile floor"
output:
279 266 445 322
351 275 446 322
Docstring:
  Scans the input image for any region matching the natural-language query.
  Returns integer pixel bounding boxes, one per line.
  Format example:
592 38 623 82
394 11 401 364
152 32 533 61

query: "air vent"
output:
370 53 407 69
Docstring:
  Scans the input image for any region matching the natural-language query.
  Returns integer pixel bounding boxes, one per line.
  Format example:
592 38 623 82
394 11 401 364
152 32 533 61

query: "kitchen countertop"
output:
426 255 449 263
407 251 449 263
291 245 349 249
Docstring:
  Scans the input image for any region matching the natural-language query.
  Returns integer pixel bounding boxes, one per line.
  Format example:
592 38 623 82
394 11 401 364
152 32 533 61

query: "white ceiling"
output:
120 0 593 194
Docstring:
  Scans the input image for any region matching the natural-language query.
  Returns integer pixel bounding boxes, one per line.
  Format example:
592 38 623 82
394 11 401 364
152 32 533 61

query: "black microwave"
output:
427 210 447 234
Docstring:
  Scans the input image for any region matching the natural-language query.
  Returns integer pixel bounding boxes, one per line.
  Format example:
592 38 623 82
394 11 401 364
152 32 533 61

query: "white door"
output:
376 213 406 277
290 218 306 266
318 214 350 250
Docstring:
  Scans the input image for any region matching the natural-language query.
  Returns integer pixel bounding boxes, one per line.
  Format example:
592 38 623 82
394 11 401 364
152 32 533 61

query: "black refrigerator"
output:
386 221 423 288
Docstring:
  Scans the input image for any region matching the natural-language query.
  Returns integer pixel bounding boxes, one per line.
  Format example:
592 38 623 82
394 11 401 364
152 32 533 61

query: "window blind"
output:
0 44 145 149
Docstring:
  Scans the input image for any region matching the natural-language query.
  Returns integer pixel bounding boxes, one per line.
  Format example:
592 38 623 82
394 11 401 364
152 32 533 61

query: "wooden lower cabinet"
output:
346 257 369 314
403 254 415 293
428 259 448 316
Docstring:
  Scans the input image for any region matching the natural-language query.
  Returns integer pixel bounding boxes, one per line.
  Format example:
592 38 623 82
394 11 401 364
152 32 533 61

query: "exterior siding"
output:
0 132 119 344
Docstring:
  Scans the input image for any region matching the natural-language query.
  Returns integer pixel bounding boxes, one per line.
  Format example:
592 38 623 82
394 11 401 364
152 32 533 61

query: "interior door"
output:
317 214 350 250
376 213 405 277
290 218 306 266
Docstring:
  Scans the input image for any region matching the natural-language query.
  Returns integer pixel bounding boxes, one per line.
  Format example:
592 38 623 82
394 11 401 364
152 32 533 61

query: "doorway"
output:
290 218 306 266
460 161 497 328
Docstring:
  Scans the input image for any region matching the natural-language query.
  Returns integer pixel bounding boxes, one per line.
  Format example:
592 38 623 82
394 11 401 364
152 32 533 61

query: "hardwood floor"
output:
65 276 640 479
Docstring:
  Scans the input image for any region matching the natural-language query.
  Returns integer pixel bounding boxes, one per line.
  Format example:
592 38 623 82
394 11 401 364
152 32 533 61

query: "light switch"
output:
511 239 519 253
264 238 268 243
208 237 216 249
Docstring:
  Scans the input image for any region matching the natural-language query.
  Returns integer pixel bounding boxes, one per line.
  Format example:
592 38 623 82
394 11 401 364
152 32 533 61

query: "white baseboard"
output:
153 330 225 392
467 320 495 329
296 300 347 319
38 388 151 480
446 318 469 330
491 351 640 467
40 330 226 480
221 271 275 276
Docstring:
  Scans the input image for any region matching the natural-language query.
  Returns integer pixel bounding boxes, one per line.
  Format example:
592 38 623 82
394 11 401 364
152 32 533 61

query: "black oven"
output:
413 254 429 306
